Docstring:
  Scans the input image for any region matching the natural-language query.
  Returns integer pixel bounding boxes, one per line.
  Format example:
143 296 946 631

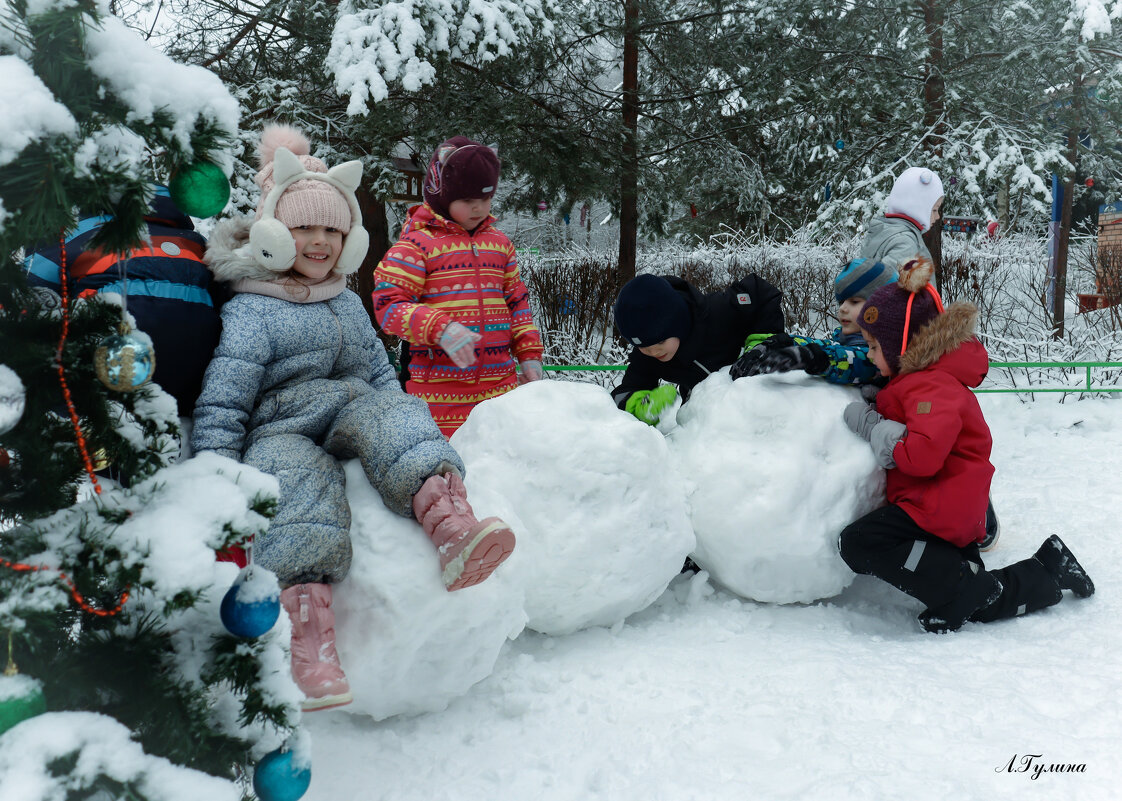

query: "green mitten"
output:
625 384 679 425
739 332 776 357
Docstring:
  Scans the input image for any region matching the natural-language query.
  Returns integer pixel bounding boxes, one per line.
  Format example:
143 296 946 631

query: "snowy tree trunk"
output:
997 177 1010 231
923 0 948 286
1054 61 1087 339
356 185 391 325
619 0 640 282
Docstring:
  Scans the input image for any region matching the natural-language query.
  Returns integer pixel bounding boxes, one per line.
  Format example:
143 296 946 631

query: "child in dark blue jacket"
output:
24 186 224 416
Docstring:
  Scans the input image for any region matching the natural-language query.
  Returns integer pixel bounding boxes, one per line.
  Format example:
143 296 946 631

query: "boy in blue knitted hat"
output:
730 257 897 386
611 272 784 425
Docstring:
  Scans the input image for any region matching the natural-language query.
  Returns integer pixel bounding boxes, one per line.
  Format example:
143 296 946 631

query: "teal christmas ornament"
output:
834 139 845 151
0 672 47 737
169 160 231 219
220 567 280 639
93 327 155 392
254 746 311 801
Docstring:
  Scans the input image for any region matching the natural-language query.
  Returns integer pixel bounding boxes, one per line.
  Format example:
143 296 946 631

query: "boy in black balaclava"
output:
611 273 784 424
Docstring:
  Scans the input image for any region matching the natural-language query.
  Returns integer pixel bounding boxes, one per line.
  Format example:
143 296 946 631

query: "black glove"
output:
730 333 829 379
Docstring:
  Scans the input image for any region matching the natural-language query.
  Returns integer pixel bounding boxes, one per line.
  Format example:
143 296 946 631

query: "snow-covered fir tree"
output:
0 1 303 798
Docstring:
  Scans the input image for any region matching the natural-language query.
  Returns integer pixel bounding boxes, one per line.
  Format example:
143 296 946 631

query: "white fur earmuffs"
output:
248 147 370 275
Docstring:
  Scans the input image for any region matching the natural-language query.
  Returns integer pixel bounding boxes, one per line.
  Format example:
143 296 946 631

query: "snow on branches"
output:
328 0 558 113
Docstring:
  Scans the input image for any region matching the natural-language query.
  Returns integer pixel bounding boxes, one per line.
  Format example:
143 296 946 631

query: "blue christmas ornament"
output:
220 568 280 639
834 139 845 151
254 746 311 801
93 328 154 392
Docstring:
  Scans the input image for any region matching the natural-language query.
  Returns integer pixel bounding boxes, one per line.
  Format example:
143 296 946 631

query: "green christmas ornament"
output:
1 637 47 737
0 674 46 736
169 160 231 218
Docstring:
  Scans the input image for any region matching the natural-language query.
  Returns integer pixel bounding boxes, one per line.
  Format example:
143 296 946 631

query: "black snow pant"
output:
839 505 1062 627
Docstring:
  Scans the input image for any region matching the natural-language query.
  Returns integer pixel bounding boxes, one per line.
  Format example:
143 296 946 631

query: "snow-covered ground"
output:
302 383 1121 801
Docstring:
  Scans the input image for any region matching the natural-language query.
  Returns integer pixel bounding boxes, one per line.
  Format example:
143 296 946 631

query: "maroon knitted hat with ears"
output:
859 257 943 374
422 136 501 220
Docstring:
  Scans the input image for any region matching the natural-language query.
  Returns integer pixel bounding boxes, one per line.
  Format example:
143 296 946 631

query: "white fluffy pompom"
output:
257 123 310 168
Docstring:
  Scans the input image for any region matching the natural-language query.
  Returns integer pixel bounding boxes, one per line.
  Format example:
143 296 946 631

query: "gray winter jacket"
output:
858 215 931 273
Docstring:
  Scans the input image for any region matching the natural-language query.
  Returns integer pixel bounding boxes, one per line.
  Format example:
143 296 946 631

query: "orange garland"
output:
1 556 130 617
54 233 101 495
1 234 129 614
0 233 131 617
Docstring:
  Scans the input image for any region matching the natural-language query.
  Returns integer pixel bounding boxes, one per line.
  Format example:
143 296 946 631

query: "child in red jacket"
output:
838 260 1094 633
373 137 544 436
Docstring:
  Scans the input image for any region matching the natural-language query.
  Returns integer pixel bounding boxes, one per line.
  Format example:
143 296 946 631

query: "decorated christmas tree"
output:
1 2 306 798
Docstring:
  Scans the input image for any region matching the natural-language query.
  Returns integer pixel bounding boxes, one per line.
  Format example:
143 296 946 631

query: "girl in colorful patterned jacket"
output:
193 126 516 712
372 136 545 437
838 260 1094 633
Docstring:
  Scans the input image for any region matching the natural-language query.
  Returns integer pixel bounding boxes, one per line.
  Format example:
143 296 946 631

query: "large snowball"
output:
453 381 695 635
669 371 884 603
333 460 527 721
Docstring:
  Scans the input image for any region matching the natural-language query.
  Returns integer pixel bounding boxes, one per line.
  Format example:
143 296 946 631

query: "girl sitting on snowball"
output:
192 125 516 711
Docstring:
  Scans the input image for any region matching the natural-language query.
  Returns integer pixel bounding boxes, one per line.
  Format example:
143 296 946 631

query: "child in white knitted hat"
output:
192 125 516 712
857 166 944 272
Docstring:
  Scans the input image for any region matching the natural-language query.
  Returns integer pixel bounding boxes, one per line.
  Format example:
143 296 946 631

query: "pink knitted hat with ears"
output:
254 124 352 233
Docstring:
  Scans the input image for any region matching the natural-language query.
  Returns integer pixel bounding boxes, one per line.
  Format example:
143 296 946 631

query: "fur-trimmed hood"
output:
897 300 986 383
203 216 277 283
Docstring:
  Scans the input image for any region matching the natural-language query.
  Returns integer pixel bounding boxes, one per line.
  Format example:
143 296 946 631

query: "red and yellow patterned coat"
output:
372 203 544 436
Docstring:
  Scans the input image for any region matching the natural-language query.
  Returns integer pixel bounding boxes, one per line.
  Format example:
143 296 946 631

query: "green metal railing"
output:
980 361 1122 394
542 361 1122 394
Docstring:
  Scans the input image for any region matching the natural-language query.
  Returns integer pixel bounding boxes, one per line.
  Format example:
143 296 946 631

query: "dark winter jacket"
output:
876 302 993 547
23 186 223 415
611 274 784 407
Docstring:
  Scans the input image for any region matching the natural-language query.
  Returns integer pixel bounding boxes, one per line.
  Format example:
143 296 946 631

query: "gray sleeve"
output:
191 301 273 459
879 233 931 273
337 291 401 393
869 419 907 469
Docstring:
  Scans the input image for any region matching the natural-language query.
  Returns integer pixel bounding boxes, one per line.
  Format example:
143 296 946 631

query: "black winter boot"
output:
979 499 1000 552
918 570 1003 634
1034 535 1095 598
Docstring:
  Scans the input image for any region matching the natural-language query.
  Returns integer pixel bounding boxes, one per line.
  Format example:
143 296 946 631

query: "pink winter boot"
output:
413 472 516 591
279 583 353 711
